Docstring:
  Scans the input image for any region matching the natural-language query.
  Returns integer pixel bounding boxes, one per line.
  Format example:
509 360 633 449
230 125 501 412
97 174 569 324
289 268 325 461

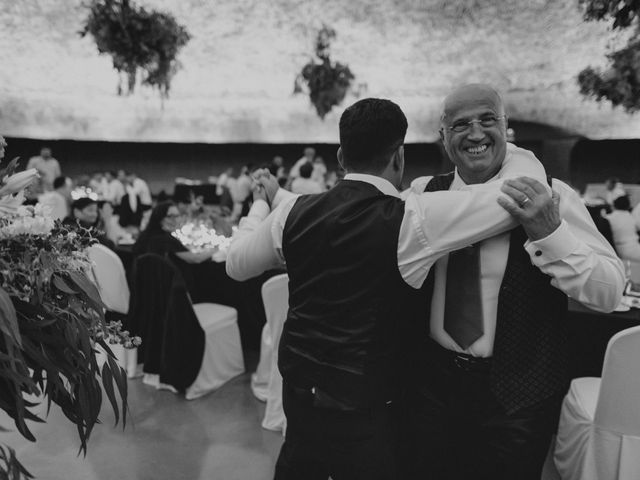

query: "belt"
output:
428 338 492 373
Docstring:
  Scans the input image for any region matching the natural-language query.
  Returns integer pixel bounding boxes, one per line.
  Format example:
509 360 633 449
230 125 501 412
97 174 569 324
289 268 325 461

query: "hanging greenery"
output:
577 0 640 112
80 0 191 99
294 25 356 119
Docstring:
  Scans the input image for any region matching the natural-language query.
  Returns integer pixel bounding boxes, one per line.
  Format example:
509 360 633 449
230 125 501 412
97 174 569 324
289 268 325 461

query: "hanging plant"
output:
80 0 191 99
294 25 356 119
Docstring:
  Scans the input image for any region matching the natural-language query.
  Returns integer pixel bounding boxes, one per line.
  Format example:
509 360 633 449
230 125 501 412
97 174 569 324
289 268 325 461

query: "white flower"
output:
0 169 39 197
0 191 26 218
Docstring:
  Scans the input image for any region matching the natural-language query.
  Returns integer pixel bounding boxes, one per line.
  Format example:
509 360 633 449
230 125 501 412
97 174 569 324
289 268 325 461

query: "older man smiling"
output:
401 84 624 480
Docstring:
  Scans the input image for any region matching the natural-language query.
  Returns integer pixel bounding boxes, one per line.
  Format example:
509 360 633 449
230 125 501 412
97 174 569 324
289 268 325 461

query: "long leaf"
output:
107 355 128 428
67 271 103 310
51 275 77 295
0 287 21 348
101 362 119 426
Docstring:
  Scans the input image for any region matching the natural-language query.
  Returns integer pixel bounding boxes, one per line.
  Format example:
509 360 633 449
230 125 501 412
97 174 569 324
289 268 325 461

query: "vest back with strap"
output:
280 180 426 409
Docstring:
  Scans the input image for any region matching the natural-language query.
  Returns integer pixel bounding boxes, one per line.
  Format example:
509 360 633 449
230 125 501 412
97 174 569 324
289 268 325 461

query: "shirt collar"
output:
452 144 512 189
343 173 401 198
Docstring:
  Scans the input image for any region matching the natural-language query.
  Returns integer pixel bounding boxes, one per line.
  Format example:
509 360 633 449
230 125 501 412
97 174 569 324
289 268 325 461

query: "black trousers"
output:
400 344 562 480
274 383 397 480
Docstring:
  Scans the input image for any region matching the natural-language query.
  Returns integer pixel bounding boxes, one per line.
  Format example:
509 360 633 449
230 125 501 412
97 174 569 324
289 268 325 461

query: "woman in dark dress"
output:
132 202 216 263
132 202 219 303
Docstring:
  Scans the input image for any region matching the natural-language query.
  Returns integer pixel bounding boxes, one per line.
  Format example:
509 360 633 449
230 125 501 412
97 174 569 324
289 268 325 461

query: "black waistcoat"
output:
279 180 426 409
424 173 569 414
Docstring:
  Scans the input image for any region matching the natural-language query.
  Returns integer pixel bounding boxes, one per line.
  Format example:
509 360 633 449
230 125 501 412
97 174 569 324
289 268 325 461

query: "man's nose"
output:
467 121 485 140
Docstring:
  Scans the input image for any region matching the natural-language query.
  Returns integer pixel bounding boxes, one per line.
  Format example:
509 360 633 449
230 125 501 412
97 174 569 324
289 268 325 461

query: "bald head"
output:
441 84 504 124
439 83 508 184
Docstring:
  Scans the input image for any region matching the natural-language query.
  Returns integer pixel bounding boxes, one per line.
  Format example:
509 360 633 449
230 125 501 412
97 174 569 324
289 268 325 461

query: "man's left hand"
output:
497 177 561 241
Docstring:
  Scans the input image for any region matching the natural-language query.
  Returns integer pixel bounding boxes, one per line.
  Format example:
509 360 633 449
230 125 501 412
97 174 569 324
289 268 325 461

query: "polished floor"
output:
1 357 561 480
1 356 283 480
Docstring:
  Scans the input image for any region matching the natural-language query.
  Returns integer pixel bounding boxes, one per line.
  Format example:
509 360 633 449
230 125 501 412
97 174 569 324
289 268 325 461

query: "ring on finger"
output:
519 197 531 207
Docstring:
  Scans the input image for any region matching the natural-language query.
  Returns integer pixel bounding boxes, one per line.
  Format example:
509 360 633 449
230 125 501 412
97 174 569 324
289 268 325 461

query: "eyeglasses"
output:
446 115 506 133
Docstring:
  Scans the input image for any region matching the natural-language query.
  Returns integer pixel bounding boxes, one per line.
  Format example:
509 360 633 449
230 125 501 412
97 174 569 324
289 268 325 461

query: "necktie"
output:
444 244 484 349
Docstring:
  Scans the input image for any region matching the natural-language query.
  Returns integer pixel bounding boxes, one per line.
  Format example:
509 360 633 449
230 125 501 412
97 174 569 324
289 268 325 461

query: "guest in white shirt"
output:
103 171 125 206
290 162 323 195
605 176 626 206
289 147 315 180
38 176 72 221
126 171 152 207
606 195 640 261
400 84 624 480
311 157 328 188
27 146 61 195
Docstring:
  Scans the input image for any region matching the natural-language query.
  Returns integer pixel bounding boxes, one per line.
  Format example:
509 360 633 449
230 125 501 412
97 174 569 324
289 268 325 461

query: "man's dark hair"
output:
613 194 631 211
72 197 97 212
339 98 407 173
53 176 69 190
299 162 313 179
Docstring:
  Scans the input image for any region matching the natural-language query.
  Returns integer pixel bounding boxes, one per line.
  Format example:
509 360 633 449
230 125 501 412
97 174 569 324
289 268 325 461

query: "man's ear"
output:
393 145 404 172
337 147 345 171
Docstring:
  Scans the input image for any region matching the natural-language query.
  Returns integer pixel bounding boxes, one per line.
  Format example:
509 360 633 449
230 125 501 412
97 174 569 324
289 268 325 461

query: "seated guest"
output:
606 195 640 261
605 176 626 206
64 197 120 250
38 176 72 221
290 162 323 195
132 202 216 264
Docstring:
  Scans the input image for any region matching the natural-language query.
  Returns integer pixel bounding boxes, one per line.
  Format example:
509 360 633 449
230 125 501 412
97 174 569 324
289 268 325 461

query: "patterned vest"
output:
425 173 569 413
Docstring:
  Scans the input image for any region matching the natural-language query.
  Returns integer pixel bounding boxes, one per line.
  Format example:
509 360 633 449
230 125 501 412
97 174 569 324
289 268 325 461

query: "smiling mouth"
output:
465 144 489 155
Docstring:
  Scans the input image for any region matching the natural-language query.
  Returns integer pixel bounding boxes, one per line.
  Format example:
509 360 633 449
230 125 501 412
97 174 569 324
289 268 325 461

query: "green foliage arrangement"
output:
0 158 139 479
577 0 640 112
80 0 191 99
294 25 356 119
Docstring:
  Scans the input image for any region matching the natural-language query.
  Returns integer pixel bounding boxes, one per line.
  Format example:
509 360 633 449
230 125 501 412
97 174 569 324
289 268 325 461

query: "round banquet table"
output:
567 298 640 378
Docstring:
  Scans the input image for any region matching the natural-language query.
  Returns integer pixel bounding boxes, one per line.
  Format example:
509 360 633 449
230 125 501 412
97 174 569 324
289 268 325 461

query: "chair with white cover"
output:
128 254 244 400
251 323 272 402
554 325 640 480
88 244 138 378
259 273 289 433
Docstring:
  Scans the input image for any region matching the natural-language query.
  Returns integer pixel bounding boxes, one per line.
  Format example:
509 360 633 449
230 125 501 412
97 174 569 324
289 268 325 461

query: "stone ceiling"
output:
0 0 639 143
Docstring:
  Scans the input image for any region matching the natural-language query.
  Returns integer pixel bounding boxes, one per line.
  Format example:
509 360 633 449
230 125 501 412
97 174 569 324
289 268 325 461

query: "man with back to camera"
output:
226 97 556 479
401 84 624 479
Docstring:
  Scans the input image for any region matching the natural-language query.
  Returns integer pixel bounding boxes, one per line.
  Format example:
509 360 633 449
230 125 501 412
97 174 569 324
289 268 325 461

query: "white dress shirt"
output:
408 171 625 357
131 177 152 205
227 144 548 287
290 177 324 195
105 180 125 205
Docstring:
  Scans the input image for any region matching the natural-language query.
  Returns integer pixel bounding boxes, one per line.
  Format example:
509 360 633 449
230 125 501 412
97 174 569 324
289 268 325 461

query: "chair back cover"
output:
261 273 289 432
127 253 205 392
595 325 640 434
88 244 130 314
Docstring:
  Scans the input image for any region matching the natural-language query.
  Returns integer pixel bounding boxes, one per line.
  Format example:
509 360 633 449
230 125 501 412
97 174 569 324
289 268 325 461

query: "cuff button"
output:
534 250 542 257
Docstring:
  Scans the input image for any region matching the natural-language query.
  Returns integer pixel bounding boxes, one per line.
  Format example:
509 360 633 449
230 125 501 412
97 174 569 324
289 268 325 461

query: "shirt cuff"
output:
524 220 579 264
